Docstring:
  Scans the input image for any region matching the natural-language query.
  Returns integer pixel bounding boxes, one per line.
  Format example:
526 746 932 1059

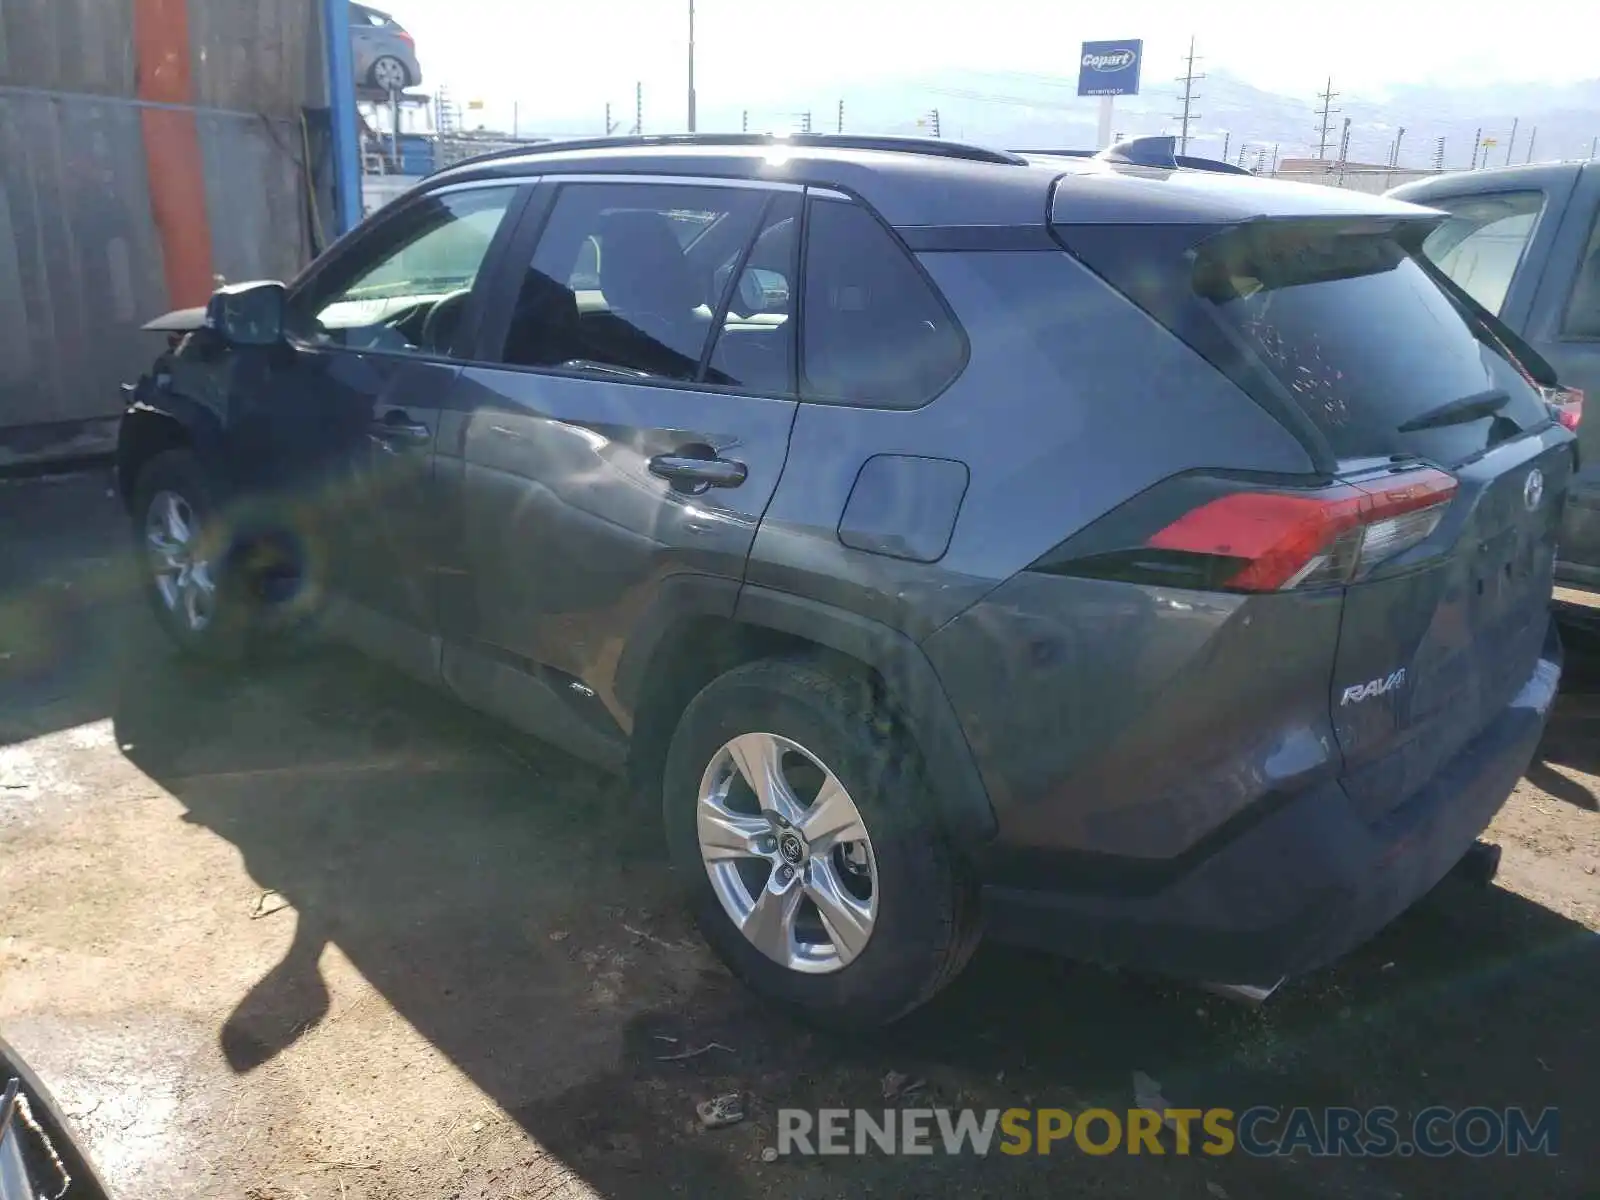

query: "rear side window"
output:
1418 190 1544 314
801 198 965 408
1563 206 1600 339
500 182 765 381
705 194 800 393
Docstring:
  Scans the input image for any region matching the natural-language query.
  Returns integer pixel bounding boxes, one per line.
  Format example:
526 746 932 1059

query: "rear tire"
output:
663 657 981 1028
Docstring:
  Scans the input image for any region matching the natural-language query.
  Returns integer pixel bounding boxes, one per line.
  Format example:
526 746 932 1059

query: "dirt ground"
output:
2 470 1597 1200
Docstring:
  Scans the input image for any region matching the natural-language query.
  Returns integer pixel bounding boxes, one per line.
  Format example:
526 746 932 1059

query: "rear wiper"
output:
1396 388 1509 433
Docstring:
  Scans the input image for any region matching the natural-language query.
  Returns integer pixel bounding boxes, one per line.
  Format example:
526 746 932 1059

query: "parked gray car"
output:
117 134 1570 1027
1390 163 1598 596
350 1 421 94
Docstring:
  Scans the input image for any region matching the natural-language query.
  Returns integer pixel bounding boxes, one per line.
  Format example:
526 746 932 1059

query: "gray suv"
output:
117 134 1571 1026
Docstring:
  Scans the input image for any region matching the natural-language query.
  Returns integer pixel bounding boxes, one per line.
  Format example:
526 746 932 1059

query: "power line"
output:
1173 36 1204 155
1315 77 1340 159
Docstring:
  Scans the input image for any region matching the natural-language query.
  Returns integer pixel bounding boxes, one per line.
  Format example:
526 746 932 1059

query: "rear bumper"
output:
981 621 1562 985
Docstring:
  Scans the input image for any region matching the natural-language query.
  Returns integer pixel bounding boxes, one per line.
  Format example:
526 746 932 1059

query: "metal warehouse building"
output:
0 0 335 467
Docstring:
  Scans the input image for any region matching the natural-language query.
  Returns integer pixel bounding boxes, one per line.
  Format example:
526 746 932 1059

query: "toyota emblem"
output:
1523 468 1545 512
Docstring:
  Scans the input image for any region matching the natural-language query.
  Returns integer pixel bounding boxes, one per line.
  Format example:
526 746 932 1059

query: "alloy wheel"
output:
696 731 878 974
145 490 216 633
371 56 408 92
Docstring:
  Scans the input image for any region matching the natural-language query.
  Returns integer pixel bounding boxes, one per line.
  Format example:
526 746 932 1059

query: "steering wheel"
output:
419 288 474 354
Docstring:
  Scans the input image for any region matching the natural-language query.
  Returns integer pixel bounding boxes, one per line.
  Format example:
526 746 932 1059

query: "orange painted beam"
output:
134 0 215 308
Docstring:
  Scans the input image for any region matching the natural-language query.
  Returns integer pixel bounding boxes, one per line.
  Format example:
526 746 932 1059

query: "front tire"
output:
131 449 249 660
130 451 324 662
663 657 980 1028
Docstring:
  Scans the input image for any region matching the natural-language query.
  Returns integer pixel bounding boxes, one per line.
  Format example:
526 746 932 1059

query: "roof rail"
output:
436 132 1028 174
1017 141 1253 177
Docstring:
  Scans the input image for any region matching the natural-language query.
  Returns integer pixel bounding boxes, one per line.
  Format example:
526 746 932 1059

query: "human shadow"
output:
108 623 1600 1200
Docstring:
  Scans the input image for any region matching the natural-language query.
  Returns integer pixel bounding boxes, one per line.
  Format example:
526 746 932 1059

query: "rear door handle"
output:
370 410 432 446
648 453 748 491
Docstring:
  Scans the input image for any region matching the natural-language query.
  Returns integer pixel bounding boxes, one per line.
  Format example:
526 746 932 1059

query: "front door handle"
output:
649 452 748 492
370 410 432 446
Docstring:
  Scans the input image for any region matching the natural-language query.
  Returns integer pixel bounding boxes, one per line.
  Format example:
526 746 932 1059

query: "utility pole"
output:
1270 143 1280 175
1433 136 1446 170
800 110 813 134
1220 131 1230 163
1505 117 1518 165
1525 126 1538 164
741 109 748 133
1336 116 1351 185
1389 126 1405 167
605 102 611 135
635 81 643 135
837 98 844 134
925 108 941 137
1315 77 1339 159
1237 142 1249 167
1173 36 1204 155
686 0 697 132
1470 127 1481 169
1591 135 1598 160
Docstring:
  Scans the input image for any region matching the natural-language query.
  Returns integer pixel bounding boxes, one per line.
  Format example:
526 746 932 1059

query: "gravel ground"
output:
2 472 1597 1199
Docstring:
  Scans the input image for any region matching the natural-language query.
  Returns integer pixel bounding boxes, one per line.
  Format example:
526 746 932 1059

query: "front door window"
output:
291 186 520 355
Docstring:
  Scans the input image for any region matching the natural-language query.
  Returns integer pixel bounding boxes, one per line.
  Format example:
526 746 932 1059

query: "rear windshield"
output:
1058 218 1553 467
1196 222 1550 463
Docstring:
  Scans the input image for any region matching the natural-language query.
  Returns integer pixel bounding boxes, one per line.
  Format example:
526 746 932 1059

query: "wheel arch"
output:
116 402 225 505
622 580 997 845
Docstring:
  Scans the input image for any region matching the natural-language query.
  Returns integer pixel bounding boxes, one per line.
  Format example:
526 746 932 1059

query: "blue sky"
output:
384 0 1596 138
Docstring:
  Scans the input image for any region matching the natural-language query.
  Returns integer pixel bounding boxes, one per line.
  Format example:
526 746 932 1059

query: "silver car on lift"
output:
350 2 422 94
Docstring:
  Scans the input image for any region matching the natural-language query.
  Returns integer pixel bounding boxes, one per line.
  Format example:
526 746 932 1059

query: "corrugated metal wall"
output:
0 0 326 457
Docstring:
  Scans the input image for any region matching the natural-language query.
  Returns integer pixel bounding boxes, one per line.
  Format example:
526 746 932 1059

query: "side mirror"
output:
204 280 286 345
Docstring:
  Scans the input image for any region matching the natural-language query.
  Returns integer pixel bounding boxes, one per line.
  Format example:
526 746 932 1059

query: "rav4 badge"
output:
1341 668 1407 706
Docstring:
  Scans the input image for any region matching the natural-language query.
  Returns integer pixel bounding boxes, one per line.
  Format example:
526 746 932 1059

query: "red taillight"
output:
397 29 414 44
1543 386 1583 432
1146 467 1458 592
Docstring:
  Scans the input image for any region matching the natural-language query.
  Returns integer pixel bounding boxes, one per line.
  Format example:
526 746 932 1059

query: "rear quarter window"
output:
1562 204 1600 339
800 198 965 409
